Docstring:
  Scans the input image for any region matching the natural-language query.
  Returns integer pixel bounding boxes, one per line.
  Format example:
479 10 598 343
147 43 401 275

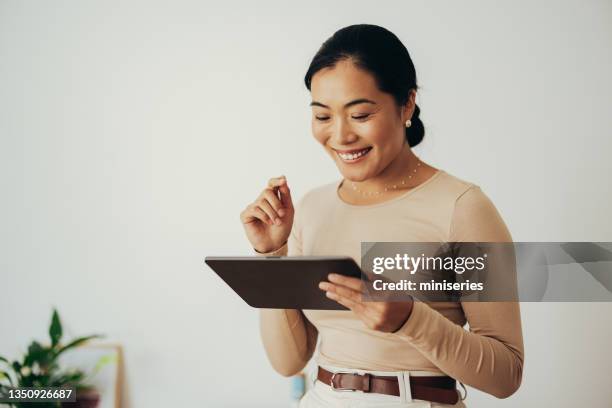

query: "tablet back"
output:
204 256 363 310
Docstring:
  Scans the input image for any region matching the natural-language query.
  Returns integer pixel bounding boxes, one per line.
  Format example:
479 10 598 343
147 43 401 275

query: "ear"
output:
401 90 417 122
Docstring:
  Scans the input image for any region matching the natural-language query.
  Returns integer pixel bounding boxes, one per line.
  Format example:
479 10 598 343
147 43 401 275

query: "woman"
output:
240 24 524 407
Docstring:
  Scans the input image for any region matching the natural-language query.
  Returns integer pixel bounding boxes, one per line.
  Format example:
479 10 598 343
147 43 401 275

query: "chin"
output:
338 167 372 182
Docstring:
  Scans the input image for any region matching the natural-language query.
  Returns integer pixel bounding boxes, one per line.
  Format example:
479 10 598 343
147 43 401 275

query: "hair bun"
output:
406 104 424 147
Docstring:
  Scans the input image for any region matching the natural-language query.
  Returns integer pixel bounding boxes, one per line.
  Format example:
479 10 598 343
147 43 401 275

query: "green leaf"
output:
55 335 103 357
92 354 117 376
24 341 51 367
49 309 62 348
0 356 8 364
0 370 14 386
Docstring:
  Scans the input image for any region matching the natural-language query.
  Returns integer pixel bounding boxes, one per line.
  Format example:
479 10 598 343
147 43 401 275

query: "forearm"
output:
254 240 317 376
259 308 317 376
395 301 524 398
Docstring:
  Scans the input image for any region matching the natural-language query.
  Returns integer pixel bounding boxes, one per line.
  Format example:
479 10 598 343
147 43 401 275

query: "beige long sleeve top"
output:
258 169 524 399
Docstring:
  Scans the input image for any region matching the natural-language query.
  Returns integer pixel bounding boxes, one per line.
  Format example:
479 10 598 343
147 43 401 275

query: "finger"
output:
278 179 293 210
241 204 273 225
267 175 287 190
321 283 376 325
328 273 363 292
258 198 282 225
267 176 293 211
333 284 363 304
321 281 362 304
261 189 287 217
325 290 360 311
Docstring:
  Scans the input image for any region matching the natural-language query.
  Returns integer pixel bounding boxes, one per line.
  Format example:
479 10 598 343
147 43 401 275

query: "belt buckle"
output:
330 371 358 392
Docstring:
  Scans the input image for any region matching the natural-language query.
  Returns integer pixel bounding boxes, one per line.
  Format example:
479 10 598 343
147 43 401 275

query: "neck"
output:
350 143 419 192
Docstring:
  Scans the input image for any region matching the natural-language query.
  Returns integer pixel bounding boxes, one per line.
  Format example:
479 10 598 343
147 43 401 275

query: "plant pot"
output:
61 389 100 408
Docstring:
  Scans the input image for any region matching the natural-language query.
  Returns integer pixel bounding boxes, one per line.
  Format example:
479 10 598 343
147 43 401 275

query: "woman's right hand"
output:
240 175 294 253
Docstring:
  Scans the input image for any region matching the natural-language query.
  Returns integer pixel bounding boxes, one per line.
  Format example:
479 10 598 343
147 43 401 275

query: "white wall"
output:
1 0 611 406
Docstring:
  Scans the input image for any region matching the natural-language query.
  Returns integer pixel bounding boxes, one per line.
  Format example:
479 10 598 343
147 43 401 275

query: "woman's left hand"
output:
319 273 414 333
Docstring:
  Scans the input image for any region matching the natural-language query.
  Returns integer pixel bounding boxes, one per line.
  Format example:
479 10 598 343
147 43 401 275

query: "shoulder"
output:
433 170 502 215
439 171 511 241
430 169 480 201
416 169 489 215
424 170 505 235
436 170 496 210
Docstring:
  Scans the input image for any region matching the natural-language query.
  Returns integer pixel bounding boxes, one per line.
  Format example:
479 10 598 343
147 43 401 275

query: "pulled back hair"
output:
304 24 424 147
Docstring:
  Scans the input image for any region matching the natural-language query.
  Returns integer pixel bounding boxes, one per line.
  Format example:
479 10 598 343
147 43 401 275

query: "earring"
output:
405 119 412 128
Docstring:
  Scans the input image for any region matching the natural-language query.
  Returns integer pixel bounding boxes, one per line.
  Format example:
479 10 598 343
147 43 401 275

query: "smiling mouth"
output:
334 146 373 162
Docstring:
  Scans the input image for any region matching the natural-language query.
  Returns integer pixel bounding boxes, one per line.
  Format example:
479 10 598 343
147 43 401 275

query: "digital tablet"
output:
204 256 364 310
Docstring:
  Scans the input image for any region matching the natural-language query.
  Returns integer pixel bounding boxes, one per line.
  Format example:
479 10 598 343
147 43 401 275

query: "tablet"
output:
204 256 364 310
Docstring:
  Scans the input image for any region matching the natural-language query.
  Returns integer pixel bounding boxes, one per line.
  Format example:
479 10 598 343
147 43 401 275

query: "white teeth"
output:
338 148 370 161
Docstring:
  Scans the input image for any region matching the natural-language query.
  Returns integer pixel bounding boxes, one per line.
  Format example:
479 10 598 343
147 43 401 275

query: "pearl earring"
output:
405 119 412 128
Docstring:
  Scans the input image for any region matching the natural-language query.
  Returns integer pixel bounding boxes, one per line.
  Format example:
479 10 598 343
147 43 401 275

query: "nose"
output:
331 117 358 145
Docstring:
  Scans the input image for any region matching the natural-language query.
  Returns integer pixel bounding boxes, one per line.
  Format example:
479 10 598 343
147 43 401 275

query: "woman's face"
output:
310 59 414 182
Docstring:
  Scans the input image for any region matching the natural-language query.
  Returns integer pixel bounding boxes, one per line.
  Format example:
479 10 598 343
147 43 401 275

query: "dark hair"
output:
304 24 424 147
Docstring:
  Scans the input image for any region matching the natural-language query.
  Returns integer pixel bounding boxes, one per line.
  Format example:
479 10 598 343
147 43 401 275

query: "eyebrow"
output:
309 98 377 109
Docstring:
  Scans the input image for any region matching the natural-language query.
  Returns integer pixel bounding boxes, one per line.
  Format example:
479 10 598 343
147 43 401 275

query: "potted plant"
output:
0 309 104 408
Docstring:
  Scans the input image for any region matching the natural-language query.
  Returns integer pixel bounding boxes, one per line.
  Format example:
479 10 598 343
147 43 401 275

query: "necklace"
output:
348 159 422 196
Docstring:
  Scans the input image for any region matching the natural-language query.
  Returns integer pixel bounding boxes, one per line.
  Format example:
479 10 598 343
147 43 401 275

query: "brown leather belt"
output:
317 366 459 405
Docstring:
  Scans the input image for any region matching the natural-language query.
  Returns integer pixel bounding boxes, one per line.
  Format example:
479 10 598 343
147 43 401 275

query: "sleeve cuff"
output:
393 300 434 342
253 241 288 256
